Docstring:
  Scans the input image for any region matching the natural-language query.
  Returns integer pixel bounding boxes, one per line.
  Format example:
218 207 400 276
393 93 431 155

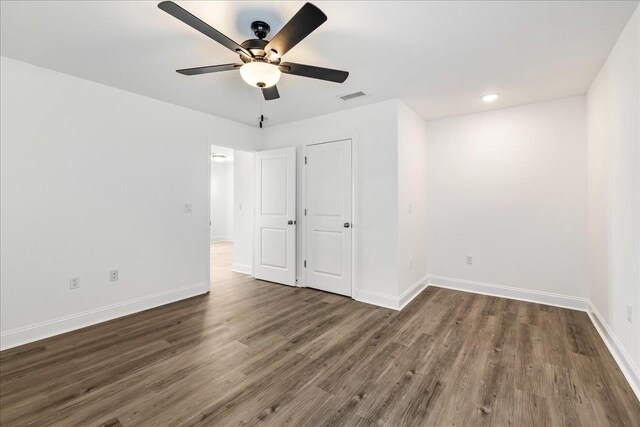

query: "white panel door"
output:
306 139 352 296
254 147 296 286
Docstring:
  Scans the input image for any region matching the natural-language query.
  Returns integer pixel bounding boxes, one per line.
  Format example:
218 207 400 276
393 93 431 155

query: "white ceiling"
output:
1 1 637 126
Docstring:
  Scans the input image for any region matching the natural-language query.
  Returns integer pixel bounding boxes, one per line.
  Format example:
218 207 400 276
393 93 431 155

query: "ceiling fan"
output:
158 1 349 101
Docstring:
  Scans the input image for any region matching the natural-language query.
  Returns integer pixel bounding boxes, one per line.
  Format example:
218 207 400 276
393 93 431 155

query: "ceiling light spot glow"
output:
482 93 499 103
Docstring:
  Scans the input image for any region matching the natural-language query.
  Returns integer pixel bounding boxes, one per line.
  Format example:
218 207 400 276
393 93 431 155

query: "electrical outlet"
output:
183 203 193 213
628 305 633 323
110 270 119 282
466 255 473 265
69 276 80 289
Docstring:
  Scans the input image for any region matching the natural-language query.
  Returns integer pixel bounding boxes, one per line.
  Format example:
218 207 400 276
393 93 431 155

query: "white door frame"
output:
207 141 212 292
302 137 357 298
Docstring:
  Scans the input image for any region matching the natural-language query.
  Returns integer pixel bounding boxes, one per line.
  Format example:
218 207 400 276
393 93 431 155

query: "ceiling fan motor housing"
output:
251 21 270 40
240 38 281 65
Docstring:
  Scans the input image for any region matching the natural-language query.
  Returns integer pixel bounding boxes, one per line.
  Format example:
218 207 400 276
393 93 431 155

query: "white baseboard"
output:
588 303 640 401
354 275 428 311
0 282 209 351
3 271 637 403
399 275 429 310
231 263 253 275
428 275 589 311
353 288 400 310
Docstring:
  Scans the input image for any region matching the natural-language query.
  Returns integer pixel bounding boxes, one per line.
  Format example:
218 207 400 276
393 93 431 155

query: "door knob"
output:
344 222 351 228
288 220 295 225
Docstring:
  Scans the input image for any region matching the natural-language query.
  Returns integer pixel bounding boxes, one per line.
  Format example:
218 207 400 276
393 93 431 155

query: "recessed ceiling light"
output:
482 93 499 103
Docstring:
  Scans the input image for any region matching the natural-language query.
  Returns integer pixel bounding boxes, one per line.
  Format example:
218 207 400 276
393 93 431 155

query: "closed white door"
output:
305 139 352 296
254 147 296 286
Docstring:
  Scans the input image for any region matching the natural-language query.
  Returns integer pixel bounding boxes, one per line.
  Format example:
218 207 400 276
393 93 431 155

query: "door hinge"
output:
304 260 307 267
304 156 307 165
304 208 307 216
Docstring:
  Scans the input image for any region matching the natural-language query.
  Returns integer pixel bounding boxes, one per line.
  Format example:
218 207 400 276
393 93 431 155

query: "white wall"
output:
397 102 429 297
263 100 400 302
0 57 258 349
587 5 639 378
232 150 255 275
426 96 588 301
209 161 233 242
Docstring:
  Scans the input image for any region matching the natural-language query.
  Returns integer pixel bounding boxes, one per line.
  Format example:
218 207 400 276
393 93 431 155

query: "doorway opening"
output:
209 144 255 287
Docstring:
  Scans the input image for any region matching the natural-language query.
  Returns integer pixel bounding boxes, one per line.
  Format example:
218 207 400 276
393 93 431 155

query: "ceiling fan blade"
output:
158 1 252 58
176 63 242 76
262 85 280 101
264 3 327 58
279 62 348 83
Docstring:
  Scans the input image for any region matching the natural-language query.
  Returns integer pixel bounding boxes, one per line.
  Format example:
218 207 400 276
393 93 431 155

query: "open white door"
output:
254 147 296 286
305 139 352 296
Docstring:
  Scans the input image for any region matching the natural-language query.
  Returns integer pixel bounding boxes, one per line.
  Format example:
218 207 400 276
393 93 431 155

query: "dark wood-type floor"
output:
1 242 639 426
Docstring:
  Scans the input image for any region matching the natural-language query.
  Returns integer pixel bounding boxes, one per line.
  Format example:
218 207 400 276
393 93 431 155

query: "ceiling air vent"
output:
339 91 367 101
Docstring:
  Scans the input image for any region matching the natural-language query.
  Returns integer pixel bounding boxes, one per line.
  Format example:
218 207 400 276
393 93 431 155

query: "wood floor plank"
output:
1 241 638 426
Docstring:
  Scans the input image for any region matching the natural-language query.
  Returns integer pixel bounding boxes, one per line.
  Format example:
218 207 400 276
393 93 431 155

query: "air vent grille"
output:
339 91 366 101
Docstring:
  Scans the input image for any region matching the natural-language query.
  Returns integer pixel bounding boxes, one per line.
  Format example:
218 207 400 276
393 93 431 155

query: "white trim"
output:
428 275 589 311
355 275 428 311
399 275 429 310
231 263 253 276
207 142 212 291
301 144 307 287
0 282 209 351
351 137 358 299
353 288 401 310
588 302 640 401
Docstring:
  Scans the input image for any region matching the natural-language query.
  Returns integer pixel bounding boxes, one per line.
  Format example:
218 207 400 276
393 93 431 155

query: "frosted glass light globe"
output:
240 62 281 88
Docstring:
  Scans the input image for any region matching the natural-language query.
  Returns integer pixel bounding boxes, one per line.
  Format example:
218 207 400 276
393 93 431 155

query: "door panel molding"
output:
254 147 296 286
304 139 353 297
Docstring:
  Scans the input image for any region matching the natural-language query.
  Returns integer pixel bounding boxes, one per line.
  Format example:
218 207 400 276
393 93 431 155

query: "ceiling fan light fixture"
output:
159 1 348 101
240 62 281 88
